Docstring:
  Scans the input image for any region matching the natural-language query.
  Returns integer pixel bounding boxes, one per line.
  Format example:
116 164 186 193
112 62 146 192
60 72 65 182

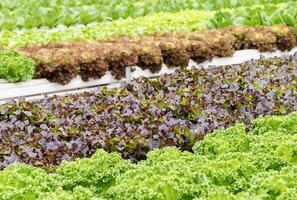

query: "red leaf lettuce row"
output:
18 25 297 84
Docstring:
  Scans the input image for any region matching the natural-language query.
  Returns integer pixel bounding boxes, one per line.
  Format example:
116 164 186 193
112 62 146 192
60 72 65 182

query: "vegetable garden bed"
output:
0 48 296 102
1 0 297 199
1 53 297 169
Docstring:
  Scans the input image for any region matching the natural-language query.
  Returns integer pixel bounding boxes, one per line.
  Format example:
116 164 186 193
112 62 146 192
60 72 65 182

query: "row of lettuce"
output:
0 54 296 170
0 24 296 83
0 2 296 48
206 1 297 28
0 1 296 83
0 0 288 30
1 111 297 199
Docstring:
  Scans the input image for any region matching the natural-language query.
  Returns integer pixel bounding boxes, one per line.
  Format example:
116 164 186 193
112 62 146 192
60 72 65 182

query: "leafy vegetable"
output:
207 1 297 29
0 50 35 82
56 150 132 194
0 163 58 200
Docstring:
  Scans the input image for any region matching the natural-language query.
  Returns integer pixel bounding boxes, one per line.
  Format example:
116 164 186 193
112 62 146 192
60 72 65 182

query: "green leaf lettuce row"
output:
0 10 211 48
0 0 289 30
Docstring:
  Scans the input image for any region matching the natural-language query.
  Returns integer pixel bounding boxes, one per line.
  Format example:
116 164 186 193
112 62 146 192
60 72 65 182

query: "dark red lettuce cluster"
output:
19 25 297 84
0 54 297 170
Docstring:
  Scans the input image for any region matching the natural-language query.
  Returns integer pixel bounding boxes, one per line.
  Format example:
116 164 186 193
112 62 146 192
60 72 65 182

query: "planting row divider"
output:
125 67 132 84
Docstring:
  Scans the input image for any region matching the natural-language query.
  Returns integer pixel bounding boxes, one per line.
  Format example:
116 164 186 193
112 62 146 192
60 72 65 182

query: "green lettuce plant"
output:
0 50 35 82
